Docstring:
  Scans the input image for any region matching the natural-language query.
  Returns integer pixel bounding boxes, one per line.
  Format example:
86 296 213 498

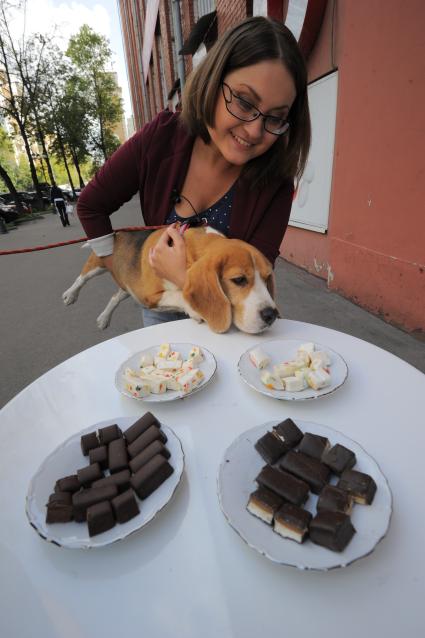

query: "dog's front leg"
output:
97 288 129 329
63 266 107 305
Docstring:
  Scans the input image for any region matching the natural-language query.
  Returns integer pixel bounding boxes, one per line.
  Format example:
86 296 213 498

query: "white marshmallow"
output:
306 368 331 390
249 347 270 369
284 375 307 392
260 370 284 390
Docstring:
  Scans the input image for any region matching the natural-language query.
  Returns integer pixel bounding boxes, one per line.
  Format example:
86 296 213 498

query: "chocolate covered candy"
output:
338 469 377 505
256 465 309 506
317 485 353 514
273 503 312 543
80 431 99 456
112 489 140 524
298 432 330 460
87 501 116 537
46 492 74 523
321 444 356 475
89 445 108 470
124 412 160 444
127 425 167 459
255 431 288 464
129 440 171 474
130 454 174 499
108 438 128 474
54 474 80 493
77 462 103 487
98 424 122 445
72 484 118 522
272 418 303 448
280 450 330 494
309 511 356 552
246 487 284 525
92 469 131 494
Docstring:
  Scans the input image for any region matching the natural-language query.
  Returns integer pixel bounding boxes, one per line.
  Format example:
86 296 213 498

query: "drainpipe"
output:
172 0 185 91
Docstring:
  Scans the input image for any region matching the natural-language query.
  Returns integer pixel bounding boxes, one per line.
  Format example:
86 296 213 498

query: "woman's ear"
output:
183 255 232 333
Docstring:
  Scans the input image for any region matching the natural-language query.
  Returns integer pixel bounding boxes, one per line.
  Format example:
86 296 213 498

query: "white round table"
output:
0 319 424 638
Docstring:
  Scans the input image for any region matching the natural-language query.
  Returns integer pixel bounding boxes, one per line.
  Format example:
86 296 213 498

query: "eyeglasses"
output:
221 82 290 136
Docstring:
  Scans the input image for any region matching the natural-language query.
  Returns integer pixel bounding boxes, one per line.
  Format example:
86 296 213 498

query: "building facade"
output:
117 0 425 334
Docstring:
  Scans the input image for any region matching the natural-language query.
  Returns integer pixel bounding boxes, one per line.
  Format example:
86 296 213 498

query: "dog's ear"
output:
266 270 282 318
183 256 232 333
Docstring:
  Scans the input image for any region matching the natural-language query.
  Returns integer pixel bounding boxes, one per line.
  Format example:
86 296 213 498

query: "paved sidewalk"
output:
0 198 423 408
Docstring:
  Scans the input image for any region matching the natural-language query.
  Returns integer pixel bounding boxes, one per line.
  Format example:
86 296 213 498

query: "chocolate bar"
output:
98 424 122 445
87 501 116 537
77 462 103 487
46 492 74 523
273 503 312 543
255 431 288 464
72 484 118 522
124 412 160 444
316 485 353 514
246 486 284 524
338 469 377 505
129 440 171 474
321 444 356 475
298 432 330 460
130 454 174 499
54 474 80 493
89 445 108 470
92 469 131 494
280 450 330 494
108 438 128 474
256 465 309 506
127 425 167 459
80 431 99 456
309 511 356 552
112 489 140 524
272 418 303 448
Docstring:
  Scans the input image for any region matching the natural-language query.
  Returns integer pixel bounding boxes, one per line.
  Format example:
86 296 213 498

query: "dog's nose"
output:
260 306 278 326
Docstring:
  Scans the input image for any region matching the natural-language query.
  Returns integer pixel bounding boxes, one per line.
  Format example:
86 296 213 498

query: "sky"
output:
8 0 132 119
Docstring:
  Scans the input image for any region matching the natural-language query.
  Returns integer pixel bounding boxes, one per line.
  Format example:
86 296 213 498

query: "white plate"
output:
115 343 217 402
238 339 348 401
218 420 392 571
26 417 184 549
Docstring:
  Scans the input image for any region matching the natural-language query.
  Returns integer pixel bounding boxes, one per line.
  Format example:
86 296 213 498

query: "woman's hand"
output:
149 223 187 288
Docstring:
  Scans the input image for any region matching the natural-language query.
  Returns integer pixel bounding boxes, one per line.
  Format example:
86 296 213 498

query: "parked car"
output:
0 197 20 223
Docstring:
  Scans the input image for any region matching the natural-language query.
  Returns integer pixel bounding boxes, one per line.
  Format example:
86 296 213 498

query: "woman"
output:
77 16 311 326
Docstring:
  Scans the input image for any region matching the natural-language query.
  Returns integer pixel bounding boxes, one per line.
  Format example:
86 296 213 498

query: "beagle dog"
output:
63 226 280 333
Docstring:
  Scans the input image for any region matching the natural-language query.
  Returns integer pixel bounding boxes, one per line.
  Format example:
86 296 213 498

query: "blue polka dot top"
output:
165 184 235 236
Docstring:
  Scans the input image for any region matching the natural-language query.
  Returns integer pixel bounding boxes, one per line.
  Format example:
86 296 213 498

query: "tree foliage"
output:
0 4 124 202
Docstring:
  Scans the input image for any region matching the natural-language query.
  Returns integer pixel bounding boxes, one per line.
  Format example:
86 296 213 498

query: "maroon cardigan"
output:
77 110 294 265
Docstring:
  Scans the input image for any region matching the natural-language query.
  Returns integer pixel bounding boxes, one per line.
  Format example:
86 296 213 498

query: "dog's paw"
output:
96 312 110 330
62 289 78 305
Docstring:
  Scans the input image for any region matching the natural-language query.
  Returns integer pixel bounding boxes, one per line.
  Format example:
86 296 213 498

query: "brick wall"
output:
180 0 196 76
217 0 249 36
158 1 176 95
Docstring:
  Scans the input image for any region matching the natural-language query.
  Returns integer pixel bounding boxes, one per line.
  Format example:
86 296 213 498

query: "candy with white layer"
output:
123 372 151 398
181 360 195 372
298 342 315 355
284 375 308 392
306 368 331 390
295 350 311 366
187 346 204 365
310 350 331 369
154 357 182 370
176 368 204 394
260 370 284 390
139 353 154 368
157 343 170 358
249 347 270 369
145 378 167 394
273 362 296 378
167 350 182 362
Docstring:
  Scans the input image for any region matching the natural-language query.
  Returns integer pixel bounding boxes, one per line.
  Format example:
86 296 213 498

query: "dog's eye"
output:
231 276 248 286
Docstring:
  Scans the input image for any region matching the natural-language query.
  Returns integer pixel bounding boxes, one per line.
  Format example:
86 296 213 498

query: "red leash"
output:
0 225 167 256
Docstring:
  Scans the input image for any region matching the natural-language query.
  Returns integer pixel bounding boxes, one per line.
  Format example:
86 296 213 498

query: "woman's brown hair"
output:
181 16 311 187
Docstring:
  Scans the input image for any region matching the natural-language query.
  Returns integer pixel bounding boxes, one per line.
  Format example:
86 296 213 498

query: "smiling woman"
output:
77 16 311 329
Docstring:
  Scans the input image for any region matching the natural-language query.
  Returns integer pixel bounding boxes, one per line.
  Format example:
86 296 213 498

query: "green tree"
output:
66 25 123 162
